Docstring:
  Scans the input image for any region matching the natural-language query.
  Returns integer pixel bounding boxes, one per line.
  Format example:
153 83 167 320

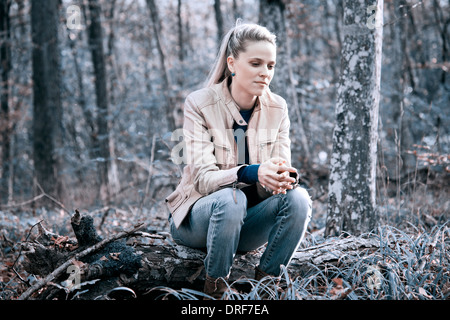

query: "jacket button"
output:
239 120 244 124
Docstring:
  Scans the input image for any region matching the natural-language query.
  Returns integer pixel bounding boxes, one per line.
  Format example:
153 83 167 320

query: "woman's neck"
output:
229 82 257 111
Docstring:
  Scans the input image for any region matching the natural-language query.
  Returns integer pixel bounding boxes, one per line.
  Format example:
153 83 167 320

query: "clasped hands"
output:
258 157 298 195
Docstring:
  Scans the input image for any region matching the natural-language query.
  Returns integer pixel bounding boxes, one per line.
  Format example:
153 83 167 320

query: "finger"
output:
275 172 296 184
276 164 297 174
269 157 287 165
273 187 288 195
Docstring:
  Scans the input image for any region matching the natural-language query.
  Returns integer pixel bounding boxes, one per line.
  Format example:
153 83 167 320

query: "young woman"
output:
166 22 312 299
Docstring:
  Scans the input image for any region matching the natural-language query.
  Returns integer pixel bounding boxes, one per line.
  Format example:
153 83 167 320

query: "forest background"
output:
0 0 448 300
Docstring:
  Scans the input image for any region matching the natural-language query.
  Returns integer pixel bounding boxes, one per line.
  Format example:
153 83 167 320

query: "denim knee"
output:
285 187 312 224
211 188 247 224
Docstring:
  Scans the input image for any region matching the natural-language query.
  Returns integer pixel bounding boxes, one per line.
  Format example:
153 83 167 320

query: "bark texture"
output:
86 0 111 202
326 0 384 237
31 0 63 201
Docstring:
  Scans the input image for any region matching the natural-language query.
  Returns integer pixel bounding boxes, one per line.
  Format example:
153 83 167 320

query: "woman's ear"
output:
227 56 235 74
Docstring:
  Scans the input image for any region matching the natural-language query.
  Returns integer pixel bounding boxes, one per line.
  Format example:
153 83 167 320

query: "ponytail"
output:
205 21 276 87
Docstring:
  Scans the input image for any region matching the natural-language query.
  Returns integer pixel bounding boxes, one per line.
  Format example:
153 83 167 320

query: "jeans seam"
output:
205 199 219 277
260 194 287 272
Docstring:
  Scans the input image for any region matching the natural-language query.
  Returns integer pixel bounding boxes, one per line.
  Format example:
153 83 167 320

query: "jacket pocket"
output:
165 186 187 214
213 142 231 166
258 139 277 162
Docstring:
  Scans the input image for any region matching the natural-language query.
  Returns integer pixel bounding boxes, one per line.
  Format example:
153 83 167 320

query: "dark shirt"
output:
233 107 261 208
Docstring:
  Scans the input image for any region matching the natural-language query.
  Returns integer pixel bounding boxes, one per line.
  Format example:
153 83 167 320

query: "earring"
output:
231 72 236 77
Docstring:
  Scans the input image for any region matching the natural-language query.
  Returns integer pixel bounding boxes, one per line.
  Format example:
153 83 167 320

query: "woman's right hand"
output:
258 158 297 195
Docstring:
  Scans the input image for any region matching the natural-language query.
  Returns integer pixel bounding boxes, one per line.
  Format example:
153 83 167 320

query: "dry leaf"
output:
332 277 343 287
110 252 121 261
51 235 70 248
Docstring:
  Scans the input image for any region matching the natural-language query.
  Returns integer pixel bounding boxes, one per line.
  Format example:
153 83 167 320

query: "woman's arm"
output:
183 94 246 195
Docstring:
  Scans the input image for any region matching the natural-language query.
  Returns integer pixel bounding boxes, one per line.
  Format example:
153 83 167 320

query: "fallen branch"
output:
18 222 145 300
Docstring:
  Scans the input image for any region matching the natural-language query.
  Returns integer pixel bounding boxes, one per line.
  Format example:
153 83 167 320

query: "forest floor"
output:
0 167 448 300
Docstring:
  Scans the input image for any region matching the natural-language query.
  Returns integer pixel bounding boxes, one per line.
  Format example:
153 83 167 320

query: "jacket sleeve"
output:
183 94 246 196
275 103 292 167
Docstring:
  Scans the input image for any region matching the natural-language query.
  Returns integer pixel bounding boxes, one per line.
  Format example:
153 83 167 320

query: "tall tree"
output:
214 0 224 45
390 0 415 174
259 0 311 163
0 0 11 203
86 0 111 201
31 0 64 200
177 0 184 62
146 0 176 132
105 0 120 197
325 0 384 237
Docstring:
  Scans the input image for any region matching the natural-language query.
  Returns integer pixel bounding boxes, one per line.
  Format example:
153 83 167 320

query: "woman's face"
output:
227 40 277 99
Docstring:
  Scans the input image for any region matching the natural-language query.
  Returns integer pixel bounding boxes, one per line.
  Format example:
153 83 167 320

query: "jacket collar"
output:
215 77 264 126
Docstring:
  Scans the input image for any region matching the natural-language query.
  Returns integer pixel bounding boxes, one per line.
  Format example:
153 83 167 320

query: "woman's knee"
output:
286 187 312 222
211 188 247 221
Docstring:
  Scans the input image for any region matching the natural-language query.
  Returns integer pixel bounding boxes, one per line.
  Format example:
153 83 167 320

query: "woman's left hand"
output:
259 158 297 195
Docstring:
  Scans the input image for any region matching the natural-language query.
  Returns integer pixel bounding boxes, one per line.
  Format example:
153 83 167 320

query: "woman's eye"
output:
251 63 260 67
268 65 275 70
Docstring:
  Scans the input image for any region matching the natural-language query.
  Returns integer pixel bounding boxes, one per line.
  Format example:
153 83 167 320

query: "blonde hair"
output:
205 21 277 87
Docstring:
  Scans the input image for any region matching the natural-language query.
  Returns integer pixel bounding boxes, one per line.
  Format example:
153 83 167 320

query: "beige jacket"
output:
166 78 293 228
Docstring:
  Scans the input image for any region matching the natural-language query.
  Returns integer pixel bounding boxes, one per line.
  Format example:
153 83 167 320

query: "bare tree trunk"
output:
146 0 176 132
325 0 384 237
258 0 311 164
214 0 224 45
431 0 449 84
390 0 415 175
177 0 184 63
31 0 64 202
105 0 120 197
0 0 11 204
86 0 111 202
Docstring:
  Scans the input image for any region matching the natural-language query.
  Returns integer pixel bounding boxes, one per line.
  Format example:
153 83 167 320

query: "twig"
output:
0 184 71 217
35 182 71 216
0 194 45 209
138 134 157 215
10 220 44 286
17 222 146 300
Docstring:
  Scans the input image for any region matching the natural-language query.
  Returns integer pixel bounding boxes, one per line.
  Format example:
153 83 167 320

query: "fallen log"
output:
127 233 380 297
19 211 382 300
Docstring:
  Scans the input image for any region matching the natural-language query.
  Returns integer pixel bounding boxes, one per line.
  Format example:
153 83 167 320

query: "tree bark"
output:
390 0 415 175
31 0 64 202
325 0 384 237
214 0 224 45
105 0 120 197
177 0 184 63
86 0 111 202
0 0 11 204
146 0 176 132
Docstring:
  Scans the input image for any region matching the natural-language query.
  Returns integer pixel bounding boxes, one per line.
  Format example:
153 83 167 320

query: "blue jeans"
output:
169 187 312 279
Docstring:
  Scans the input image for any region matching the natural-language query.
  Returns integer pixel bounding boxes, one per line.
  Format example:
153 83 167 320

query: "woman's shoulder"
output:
262 90 288 110
185 86 219 110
